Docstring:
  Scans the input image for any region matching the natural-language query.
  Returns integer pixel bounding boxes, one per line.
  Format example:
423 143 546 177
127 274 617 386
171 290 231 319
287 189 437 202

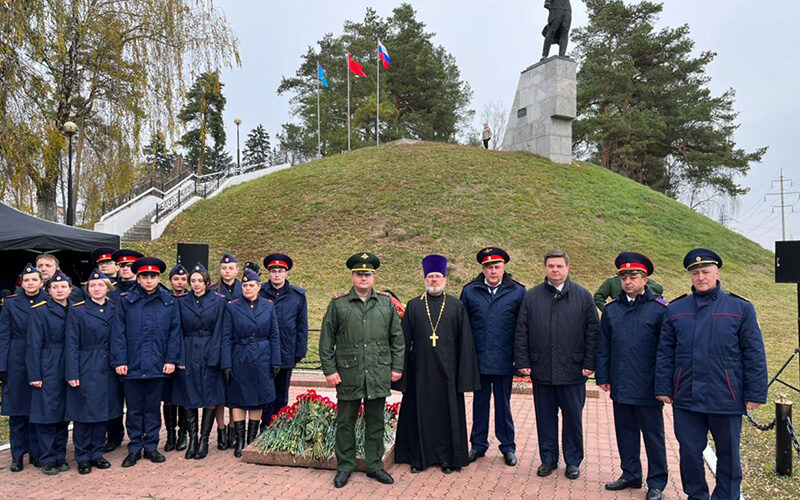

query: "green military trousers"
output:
335 397 385 473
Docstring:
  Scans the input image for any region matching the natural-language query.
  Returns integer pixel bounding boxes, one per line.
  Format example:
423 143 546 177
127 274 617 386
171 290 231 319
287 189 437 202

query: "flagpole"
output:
317 62 321 156
376 41 380 147
347 53 351 152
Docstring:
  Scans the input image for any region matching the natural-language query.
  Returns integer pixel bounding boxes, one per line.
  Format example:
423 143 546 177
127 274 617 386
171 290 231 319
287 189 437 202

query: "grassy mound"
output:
133 141 798 495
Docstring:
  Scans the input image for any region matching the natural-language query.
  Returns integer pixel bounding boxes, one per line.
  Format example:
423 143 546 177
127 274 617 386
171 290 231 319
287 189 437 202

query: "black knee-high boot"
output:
163 404 177 452
195 408 217 459
246 419 260 446
227 423 238 451
184 409 199 459
175 406 188 451
233 421 246 458
217 423 228 450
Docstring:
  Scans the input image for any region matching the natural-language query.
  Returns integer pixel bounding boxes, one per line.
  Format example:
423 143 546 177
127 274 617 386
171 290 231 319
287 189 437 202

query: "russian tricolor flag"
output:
378 40 391 69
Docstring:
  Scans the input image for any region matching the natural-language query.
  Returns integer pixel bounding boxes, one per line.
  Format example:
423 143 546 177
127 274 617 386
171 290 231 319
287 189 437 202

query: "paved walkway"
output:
1 386 712 499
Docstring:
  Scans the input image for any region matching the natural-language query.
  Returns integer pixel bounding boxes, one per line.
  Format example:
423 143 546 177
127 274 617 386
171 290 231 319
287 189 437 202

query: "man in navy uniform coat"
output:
460 246 525 466
258 253 308 432
596 252 668 500
656 248 767 500
111 257 181 467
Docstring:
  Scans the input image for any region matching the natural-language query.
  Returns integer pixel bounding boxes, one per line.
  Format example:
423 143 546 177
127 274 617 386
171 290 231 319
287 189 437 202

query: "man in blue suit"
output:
656 248 768 500
596 252 668 500
258 253 308 433
460 246 525 466
111 257 181 467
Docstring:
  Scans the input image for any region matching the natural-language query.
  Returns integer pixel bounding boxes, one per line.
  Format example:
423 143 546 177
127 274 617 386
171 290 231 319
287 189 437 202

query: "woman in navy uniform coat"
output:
162 263 189 453
111 257 181 468
221 269 280 457
65 270 123 474
26 270 72 475
0 263 47 472
173 263 230 459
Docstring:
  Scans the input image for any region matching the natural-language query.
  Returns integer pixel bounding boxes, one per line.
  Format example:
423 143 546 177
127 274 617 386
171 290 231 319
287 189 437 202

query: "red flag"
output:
348 54 367 77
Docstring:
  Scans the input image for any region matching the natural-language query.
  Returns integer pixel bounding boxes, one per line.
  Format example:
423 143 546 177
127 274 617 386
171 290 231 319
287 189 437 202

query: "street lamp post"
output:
63 121 78 226
234 117 242 175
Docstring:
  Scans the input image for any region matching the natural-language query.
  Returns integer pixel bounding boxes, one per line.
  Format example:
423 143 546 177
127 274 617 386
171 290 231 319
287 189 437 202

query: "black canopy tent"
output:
0 202 120 293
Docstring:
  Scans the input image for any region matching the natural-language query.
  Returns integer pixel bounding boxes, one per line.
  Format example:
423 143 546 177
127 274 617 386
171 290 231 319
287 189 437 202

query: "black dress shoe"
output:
42 462 59 475
103 441 121 453
537 463 557 476
565 465 580 479
503 452 517 466
29 455 40 467
56 459 70 472
646 488 664 500
441 464 461 474
121 452 140 468
468 448 485 463
78 461 92 474
91 457 112 469
333 471 351 488
10 457 24 472
143 449 166 463
366 469 394 484
410 466 424 473
605 477 642 490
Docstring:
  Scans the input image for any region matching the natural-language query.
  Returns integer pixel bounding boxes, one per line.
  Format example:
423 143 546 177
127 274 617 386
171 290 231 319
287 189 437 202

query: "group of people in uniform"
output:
1 243 768 500
0 248 307 476
320 247 767 500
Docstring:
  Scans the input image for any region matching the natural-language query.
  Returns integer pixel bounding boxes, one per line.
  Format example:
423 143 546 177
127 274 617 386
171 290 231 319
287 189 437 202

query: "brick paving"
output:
1 384 714 499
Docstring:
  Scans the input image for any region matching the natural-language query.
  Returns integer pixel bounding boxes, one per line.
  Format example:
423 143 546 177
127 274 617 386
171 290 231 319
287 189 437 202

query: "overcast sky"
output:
216 0 799 249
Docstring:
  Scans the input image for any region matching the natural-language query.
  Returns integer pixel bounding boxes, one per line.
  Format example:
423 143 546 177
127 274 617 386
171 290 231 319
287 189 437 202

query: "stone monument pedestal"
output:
501 56 576 164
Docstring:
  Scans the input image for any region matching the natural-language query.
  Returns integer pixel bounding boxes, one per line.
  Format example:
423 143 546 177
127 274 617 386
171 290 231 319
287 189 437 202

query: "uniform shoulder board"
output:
511 278 525 288
655 297 668 307
670 293 687 303
108 298 117 305
72 300 86 307
332 292 348 299
290 284 306 294
6 293 16 299
120 292 129 297
31 300 47 309
603 297 616 307
228 298 240 304
214 292 226 298
728 292 750 303
376 290 390 296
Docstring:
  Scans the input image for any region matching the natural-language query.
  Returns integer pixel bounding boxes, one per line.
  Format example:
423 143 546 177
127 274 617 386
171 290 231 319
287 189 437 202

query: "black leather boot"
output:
184 408 199 459
175 406 188 451
246 419 260 446
217 425 228 450
233 421 246 458
227 424 238 452
163 404 177 452
195 407 217 459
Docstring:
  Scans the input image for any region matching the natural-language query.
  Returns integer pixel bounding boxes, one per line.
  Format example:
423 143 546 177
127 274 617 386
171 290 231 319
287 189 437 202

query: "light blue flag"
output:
317 64 329 88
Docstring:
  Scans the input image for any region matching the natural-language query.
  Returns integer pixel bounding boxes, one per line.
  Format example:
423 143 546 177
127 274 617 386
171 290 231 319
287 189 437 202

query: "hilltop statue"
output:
541 0 572 59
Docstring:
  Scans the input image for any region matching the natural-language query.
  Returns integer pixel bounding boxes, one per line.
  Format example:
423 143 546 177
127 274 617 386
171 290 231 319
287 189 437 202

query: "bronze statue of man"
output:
541 0 572 59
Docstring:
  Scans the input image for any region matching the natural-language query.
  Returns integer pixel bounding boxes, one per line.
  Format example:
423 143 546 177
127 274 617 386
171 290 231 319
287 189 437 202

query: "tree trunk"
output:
36 178 58 221
71 126 85 221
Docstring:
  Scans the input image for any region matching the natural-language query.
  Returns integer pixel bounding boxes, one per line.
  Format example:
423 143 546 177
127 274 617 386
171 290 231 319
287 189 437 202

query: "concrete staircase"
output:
121 211 155 243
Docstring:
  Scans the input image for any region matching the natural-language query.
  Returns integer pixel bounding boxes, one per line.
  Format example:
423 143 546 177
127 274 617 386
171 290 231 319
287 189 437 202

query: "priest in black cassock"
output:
393 254 481 473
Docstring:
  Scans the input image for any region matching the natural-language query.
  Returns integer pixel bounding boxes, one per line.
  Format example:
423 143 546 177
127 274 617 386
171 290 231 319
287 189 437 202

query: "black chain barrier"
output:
785 416 800 459
746 409 777 431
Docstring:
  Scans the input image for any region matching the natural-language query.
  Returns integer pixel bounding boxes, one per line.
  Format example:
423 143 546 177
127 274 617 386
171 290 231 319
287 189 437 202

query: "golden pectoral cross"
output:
429 332 439 347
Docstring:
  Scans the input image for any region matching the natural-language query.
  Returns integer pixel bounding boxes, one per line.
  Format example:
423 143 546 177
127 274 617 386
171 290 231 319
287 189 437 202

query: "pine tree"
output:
242 125 271 167
142 131 174 176
573 0 765 201
178 71 227 176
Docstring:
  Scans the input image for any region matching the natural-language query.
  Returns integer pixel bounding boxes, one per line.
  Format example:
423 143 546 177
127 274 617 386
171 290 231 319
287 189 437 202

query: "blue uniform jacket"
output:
0 290 48 416
26 298 69 424
259 280 308 368
110 285 182 379
460 273 525 375
65 298 123 422
221 297 280 408
172 290 227 408
596 288 667 406
213 279 243 301
655 282 768 415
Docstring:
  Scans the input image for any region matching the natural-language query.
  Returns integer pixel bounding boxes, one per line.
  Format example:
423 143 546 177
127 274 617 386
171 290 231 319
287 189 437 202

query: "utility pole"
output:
765 168 799 241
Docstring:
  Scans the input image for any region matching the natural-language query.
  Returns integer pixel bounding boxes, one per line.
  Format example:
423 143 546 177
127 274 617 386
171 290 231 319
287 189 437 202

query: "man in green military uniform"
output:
319 252 405 488
594 274 664 309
